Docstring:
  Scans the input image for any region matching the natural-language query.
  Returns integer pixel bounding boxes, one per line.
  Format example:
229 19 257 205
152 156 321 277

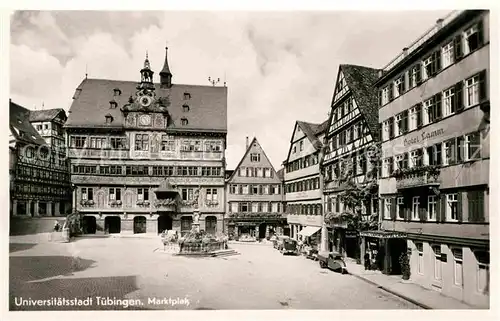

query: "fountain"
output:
157 182 236 257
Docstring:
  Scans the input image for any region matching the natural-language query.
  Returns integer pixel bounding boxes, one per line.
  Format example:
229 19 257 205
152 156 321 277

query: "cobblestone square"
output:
10 238 420 310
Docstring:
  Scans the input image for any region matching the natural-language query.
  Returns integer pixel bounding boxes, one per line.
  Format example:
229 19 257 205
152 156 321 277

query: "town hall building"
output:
65 47 228 236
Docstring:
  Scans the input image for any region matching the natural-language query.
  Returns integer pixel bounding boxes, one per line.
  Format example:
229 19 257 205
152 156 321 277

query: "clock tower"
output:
121 52 171 129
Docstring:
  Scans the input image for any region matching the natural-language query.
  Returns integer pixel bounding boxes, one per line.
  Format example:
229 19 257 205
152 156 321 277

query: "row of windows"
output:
16 166 70 182
72 165 223 177
331 96 357 124
229 184 281 195
237 166 274 178
70 136 127 149
324 197 378 215
286 177 320 193
381 71 487 141
326 120 369 152
14 183 68 196
382 189 485 222
229 202 282 213
71 135 223 152
22 147 67 168
414 242 488 293
381 131 482 177
287 203 322 215
80 187 220 203
285 153 319 173
324 151 369 181
380 20 485 107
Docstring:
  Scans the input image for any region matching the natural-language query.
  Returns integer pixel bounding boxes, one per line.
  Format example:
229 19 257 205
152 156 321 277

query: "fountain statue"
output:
192 186 201 232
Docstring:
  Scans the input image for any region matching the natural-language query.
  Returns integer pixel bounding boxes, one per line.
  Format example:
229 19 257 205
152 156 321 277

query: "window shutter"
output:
404 194 411 221
403 110 409 133
455 81 464 111
238 185 242 194
440 194 447 222
259 185 263 195
477 190 485 222
388 83 394 101
457 192 463 222
454 35 463 61
390 197 397 220
415 63 422 84
378 91 382 106
468 191 477 222
418 196 427 222
433 50 441 74
435 194 441 221
434 92 442 119
457 136 465 162
477 19 484 47
478 70 487 102
417 103 423 128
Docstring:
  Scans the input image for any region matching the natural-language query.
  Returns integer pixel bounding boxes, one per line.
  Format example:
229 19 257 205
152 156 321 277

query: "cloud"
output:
10 10 451 170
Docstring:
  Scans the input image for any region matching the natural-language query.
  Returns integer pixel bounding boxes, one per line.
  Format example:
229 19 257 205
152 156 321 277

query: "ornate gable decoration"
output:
121 88 171 114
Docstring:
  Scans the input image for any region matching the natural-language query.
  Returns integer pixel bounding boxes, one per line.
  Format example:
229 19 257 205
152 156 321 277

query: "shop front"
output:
360 230 407 275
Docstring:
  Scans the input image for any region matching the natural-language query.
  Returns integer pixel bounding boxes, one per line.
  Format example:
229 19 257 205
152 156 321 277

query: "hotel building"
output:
376 10 490 307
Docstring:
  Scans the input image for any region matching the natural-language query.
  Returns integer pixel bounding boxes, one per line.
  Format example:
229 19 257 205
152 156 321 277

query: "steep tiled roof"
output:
276 168 285 181
65 78 227 132
296 119 329 150
29 108 66 122
339 64 380 138
10 101 46 146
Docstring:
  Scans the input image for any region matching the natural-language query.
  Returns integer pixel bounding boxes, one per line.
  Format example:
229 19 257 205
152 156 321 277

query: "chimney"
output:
436 18 444 29
246 136 249 149
377 70 384 78
402 47 409 57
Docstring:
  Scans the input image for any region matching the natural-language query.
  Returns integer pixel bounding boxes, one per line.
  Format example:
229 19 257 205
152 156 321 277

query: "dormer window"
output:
109 101 117 109
183 92 191 100
105 114 114 124
113 88 122 96
181 118 189 126
183 104 190 112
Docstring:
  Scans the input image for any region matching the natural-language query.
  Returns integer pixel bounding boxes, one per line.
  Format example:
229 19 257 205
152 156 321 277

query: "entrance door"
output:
134 216 147 234
181 216 193 236
259 223 267 239
83 216 97 234
51 203 56 217
157 215 173 234
205 216 217 235
431 244 443 289
105 216 121 234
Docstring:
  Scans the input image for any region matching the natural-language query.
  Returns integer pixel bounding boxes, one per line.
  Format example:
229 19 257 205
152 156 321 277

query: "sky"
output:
10 10 452 170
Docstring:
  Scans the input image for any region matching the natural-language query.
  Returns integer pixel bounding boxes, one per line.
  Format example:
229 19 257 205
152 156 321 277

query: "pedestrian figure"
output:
364 252 370 270
54 220 60 232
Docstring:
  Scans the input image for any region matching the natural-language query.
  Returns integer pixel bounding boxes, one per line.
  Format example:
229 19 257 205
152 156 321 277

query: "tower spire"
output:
160 44 173 88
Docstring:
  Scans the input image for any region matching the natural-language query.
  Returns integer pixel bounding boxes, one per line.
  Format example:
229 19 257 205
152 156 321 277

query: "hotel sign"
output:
403 128 445 147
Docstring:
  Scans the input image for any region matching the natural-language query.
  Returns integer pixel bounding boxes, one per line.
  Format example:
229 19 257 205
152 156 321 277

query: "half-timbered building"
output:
65 47 227 236
225 137 286 240
9 100 72 220
321 64 381 260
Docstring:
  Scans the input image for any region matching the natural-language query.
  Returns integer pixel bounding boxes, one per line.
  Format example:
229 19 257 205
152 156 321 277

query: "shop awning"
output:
298 226 321 237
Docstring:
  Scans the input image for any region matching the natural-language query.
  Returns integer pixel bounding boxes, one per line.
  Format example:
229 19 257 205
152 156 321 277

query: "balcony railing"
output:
382 10 464 72
393 166 441 190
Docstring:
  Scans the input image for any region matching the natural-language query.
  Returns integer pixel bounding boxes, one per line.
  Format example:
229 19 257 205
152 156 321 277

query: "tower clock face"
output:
139 114 151 126
140 96 152 107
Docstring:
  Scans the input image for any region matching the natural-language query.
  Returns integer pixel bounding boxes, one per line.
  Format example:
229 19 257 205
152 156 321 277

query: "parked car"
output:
317 251 347 274
280 238 298 255
274 235 290 250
